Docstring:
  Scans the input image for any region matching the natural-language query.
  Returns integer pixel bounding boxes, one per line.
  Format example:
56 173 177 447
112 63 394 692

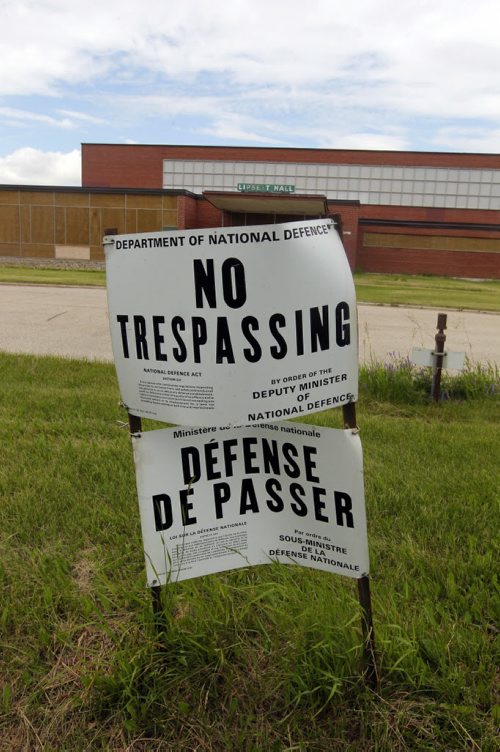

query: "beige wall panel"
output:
20 206 31 243
0 205 20 242
55 192 90 207
90 244 104 261
162 210 178 228
125 209 137 233
100 208 126 234
90 193 126 208
136 209 163 233
0 190 20 204
363 232 500 253
20 191 54 205
162 195 177 210
66 207 90 245
0 243 21 256
31 206 54 244
90 209 101 246
55 207 66 244
21 243 53 258
55 245 90 260
127 194 163 209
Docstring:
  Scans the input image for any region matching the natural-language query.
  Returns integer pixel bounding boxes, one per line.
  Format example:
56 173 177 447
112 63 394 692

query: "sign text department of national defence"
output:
237 183 295 194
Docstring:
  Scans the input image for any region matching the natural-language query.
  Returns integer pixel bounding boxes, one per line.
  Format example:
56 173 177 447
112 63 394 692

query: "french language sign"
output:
131 422 369 586
105 219 358 426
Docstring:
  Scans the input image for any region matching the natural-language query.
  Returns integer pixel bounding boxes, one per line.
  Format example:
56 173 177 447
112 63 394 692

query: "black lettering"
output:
262 439 280 475
171 316 187 362
265 478 284 512
180 487 197 525
335 302 351 347
241 316 262 362
303 446 319 483
116 314 129 358
214 482 231 519
240 478 259 514
313 486 328 522
334 491 354 527
282 442 300 478
295 309 304 356
204 441 221 480
310 305 329 352
193 259 216 308
223 439 238 478
290 483 307 517
215 317 235 363
152 493 173 531
181 447 201 484
222 258 247 308
242 437 259 474
269 313 287 359
133 315 149 360
153 315 167 361
192 317 208 363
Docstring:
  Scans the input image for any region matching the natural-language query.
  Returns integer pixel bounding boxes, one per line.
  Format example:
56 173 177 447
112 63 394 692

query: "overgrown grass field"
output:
1 353 498 750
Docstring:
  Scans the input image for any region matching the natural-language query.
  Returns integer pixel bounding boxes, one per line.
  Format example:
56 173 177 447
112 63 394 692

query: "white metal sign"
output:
411 347 465 370
104 219 358 426
132 422 369 586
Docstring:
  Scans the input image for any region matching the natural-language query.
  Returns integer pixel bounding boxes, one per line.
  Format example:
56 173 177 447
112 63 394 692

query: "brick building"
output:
1 143 499 277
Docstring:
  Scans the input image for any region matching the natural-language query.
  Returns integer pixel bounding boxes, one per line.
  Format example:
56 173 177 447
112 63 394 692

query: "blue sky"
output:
1 0 499 185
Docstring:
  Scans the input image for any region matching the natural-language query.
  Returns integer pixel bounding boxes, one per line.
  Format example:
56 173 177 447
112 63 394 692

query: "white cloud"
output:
0 148 81 185
430 127 500 154
0 107 74 128
0 0 499 184
57 110 107 125
2 0 499 120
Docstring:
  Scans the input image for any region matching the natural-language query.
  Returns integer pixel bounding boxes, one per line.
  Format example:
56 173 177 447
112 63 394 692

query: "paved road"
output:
1 284 499 367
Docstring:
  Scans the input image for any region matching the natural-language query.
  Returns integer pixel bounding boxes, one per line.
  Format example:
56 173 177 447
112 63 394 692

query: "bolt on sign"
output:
104 219 358 427
131 421 369 586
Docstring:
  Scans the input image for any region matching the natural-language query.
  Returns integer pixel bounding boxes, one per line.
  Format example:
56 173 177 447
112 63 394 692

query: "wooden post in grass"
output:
432 313 447 402
343 402 378 689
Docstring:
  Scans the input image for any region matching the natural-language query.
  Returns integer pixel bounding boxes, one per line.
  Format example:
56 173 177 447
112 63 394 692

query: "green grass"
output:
1 353 498 749
354 272 500 312
0 266 106 287
1 264 500 310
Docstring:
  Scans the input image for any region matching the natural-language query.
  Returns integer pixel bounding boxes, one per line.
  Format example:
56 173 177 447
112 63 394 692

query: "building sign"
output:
132 422 369 585
104 219 358 427
237 182 295 194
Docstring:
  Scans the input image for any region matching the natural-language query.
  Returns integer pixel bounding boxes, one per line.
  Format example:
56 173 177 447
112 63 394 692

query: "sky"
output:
1 0 500 186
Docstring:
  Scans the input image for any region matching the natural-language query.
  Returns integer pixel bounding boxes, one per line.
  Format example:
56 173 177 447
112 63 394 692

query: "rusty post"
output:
343 403 378 689
431 313 447 402
127 411 165 625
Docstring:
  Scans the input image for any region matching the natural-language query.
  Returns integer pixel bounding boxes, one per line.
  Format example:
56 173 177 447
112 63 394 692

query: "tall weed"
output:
360 353 499 403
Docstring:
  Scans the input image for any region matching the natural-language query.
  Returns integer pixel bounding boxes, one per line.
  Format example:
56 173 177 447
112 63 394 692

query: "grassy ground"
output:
1 353 498 750
0 266 106 287
1 264 499 311
354 273 500 312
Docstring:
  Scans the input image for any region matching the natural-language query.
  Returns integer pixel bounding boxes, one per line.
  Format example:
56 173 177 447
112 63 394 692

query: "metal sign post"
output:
411 313 465 403
343 402 377 689
431 313 447 402
128 412 164 624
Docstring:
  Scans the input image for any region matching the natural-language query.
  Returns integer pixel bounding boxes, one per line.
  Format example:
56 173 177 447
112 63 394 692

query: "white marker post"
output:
410 313 465 401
